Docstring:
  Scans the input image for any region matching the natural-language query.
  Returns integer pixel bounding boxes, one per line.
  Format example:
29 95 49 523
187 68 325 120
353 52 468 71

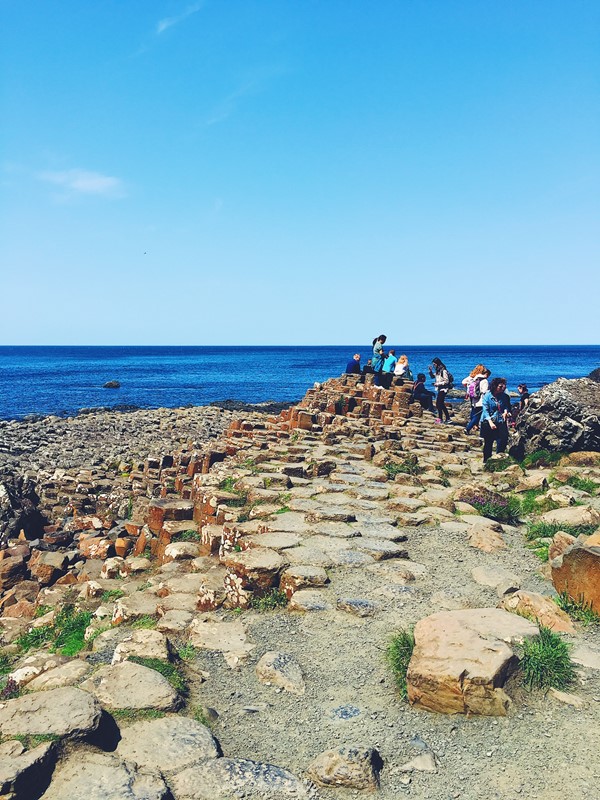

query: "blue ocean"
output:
0 346 598 421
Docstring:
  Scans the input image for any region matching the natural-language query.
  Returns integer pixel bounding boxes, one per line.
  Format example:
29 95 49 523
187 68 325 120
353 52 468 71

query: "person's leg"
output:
439 390 450 421
480 421 494 461
435 390 445 421
466 406 482 433
496 423 509 453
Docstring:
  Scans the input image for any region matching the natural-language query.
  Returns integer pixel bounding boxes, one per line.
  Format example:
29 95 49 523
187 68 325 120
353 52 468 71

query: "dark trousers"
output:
436 389 449 421
418 393 436 414
466 405 482 433
481 420 509 461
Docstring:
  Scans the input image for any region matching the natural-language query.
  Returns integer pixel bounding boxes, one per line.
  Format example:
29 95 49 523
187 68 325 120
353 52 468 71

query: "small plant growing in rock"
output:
483 454 517 473
384 455 423 479
387 629 415 700
101 589 125 602
436 466 451 487
249 589 288 611
174 529 201 542
521 450 565 469
131 615 157 629
218 476 237 492
565 475 598 495
520 625 576 690
0 677 20 700
10 733 59 751
15 605 91 657
0 654 13 675
555 591 600 625
470 490 521 524
126 497 134 520
177 644 197 661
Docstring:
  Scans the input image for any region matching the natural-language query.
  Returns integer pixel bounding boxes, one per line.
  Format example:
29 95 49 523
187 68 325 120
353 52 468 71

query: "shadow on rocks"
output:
84 710 121 752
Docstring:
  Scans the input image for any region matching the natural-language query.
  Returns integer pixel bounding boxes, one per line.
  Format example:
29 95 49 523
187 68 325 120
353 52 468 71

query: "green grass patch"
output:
470 491 521 524
177 644 197 661
173 529 201 542
520 626 576 690
275 506 291 515
111 708 165 724
248 589 288 611
218 476 237 492
101 590 125 602
15 605 92 656
519 489 560 516
565 475 599 494
8 733 59 751
384 455 423 479
387 629 415 700
521 450 565 469
128 656 188 696
555 591 600 625
483 454 517 472
436 466 451 487
33 605 53 619
130 615 157 630
526 521 597 541
190 705 212 727
0 654 14 675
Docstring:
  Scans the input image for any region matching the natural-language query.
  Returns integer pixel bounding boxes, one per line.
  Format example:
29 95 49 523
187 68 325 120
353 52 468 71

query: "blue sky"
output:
1 1 598 345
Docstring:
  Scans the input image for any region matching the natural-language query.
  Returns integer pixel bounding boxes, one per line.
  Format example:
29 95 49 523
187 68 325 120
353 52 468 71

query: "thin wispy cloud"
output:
156 2 204 35
37 169 126 198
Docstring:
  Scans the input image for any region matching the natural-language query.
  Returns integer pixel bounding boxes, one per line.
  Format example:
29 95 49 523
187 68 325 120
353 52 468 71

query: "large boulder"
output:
406 608 539 716
551 536 600 611
117 717 219 774
0 686 101 739
510 377 600 457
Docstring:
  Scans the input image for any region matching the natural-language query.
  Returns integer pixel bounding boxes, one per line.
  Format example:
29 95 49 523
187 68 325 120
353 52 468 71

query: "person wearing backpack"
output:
462 365 490 435
428 357 452 423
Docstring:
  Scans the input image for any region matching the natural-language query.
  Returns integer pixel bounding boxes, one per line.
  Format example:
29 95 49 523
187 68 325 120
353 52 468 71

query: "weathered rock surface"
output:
551 538 600 611
170 758 314 800
0 740 57 800
80 661 180 711
255 651 305 695
511 377 600 456
407 608 539 716
117 716 220 774
500 590 575 633
40 751 169 800
307 746 381 789
0 686 101 738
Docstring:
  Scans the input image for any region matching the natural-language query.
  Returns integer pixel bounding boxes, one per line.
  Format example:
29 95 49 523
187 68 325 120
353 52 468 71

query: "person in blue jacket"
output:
345 353 361 374
480 377 512 462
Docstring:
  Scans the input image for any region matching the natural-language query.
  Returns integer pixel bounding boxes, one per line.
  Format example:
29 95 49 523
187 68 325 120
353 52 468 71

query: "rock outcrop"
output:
510 377 600 457
551 534 600 611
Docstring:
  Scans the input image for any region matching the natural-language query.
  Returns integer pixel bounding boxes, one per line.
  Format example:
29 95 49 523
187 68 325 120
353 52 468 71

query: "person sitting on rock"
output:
345 353 361 375
394 354 412 381
411 373 436 415
480 377 512 461
381 349 397 388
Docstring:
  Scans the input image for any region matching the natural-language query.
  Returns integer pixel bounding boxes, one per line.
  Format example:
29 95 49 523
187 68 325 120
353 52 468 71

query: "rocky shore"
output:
1 375 599 800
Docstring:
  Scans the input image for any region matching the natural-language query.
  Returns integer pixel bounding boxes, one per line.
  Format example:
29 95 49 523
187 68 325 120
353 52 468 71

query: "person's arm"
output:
480 393 495 428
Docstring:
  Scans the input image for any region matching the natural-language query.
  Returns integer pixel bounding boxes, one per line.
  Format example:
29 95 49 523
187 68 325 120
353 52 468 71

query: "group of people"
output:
345 336 531 461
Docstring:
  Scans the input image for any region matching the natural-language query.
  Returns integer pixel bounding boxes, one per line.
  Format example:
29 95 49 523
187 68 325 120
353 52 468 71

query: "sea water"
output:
0 345 598 420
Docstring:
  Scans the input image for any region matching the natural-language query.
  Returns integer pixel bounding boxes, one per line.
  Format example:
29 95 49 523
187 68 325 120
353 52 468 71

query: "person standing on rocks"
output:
480 377 512 461
429 357 451 423
371 335 387 386
462 365 490 435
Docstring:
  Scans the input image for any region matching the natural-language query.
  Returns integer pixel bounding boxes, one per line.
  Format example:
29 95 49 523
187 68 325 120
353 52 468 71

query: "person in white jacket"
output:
462 365 490 434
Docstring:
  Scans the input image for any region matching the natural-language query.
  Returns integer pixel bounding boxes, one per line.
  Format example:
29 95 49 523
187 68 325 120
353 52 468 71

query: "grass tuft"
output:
15 605 92 657
248 589 288 611
387 629 415 700
173 529 201 542
483 454 517 473
9 733 59 750
470 490 521 524
384 455 423 479
555 591 600 625
177 644 197 661
130 615 158 630
520 626 576 690
101 590 125 602
565 475 599 494
521 450 565 469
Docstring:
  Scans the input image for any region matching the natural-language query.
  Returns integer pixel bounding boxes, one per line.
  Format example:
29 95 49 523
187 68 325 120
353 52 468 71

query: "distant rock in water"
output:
588 366 600 383
103 380 121 389
510 377 600 458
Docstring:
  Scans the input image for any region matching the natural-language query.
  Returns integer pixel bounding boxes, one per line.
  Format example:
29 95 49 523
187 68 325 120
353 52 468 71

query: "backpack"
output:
467 377 481 401
446 371 454 390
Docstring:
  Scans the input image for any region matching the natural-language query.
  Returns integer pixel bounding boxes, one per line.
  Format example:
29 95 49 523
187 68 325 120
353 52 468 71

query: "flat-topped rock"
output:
117 716 220 774
407 608 539 716
0 686 102 739
40 752 168 800
170 757 313 800
80 661 180 711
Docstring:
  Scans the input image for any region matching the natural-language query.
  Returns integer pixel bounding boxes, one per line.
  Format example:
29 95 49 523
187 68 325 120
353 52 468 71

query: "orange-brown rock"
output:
2 598 36 618
114 537 132 558
28 551 68 586
499 590 575 633
0 555 26 592
147 499 194 533
407 608 538 716
78 534 114 559
548 531 577 562
551 539 600 611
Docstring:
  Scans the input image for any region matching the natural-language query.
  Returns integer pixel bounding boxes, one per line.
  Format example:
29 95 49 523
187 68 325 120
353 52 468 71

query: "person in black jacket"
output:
412 373 436 415
345 353 361 374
